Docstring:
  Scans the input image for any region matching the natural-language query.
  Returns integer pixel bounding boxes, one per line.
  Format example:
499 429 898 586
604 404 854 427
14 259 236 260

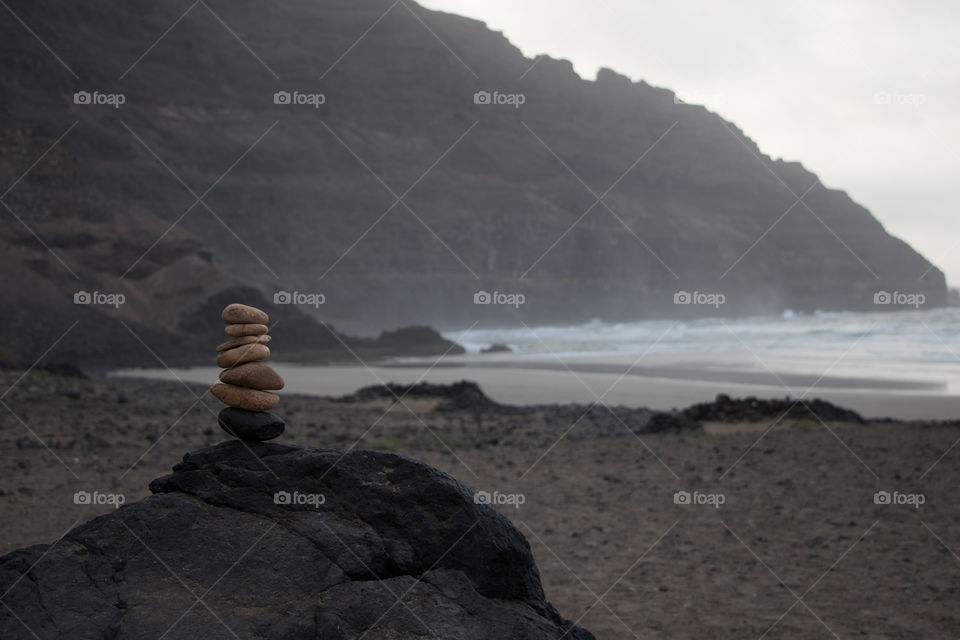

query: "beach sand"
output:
2 370 958 638
117 355 960 420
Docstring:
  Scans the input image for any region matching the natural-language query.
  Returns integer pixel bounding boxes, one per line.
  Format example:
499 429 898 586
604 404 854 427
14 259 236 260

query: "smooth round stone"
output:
216 343 270 368
222 303 269 325
216 334 271 352
225 323 268 337
219 362 285 390
210 383 279 411
218 407 284 441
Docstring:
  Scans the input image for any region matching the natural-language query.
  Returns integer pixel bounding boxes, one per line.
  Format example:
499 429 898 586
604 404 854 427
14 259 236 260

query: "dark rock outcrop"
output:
338 380 505 414
683 394 865 423
644 410 704 433
352 325 467 357
0 441 593 639
335 380 707 435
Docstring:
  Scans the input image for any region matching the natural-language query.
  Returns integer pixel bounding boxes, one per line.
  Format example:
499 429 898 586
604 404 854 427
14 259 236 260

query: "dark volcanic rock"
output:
218 407 285 441
683 394 865 423
644 411 703 433
36 362 88 378
0 441 594 640
358 325 466 357
338 380 508 414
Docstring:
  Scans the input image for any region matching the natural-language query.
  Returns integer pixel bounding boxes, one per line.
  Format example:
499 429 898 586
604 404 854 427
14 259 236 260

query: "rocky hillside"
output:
0 0 946 366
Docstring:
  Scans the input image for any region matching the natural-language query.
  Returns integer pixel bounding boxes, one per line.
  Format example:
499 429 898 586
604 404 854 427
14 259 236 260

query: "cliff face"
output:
0 0 946 364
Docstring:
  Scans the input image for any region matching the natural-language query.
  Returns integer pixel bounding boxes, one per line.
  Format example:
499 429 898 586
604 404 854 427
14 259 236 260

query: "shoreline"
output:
113 356 960 420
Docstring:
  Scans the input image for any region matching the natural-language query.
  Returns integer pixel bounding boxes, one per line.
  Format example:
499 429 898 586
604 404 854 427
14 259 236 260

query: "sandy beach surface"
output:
116 354 960 420
2 369 958 639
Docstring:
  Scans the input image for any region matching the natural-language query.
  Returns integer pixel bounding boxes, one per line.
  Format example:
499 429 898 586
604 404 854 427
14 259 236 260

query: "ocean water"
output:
115 307 960 418
442 308 960 394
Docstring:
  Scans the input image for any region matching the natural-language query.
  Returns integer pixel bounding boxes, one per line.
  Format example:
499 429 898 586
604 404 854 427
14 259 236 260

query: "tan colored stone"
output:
219 362 285 390
222 303 269 325
216 335 271 352
215 343 270 368
225 323 268 337
210 383 278 411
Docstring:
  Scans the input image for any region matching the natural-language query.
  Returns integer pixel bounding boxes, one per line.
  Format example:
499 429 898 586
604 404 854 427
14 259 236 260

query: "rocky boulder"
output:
0 441 594 640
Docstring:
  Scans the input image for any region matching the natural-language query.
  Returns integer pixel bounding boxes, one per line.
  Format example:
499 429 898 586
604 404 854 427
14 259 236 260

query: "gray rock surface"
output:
0 441 594 640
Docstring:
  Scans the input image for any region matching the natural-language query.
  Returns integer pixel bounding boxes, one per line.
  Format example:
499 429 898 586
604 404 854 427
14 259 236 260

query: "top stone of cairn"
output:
222 303 269 325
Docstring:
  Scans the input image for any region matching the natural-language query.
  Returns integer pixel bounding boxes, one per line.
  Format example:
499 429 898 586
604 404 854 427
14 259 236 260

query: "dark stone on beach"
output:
0 441 595 640
335 382 710 436
481 342 512 353
218 407 285 441
338 380 507 414
433 381 505 413
683 394 864 424
37 362 87 378
645 411 703 433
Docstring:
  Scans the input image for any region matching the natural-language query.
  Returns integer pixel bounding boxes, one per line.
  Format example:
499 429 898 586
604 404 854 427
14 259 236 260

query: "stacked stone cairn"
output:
211 303 286 441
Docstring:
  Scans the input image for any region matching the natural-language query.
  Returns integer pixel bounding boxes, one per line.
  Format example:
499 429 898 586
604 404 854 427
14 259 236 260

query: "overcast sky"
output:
419 0 960 287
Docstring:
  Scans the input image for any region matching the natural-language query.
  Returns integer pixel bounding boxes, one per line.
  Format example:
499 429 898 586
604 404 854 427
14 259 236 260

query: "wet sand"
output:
116 357 960 420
